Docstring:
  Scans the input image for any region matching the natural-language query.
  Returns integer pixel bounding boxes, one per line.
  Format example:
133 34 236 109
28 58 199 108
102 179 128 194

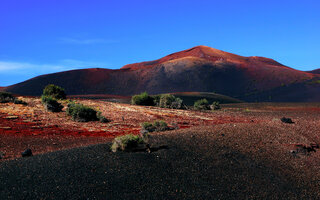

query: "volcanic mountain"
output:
4 45 320 102
309 69 320 74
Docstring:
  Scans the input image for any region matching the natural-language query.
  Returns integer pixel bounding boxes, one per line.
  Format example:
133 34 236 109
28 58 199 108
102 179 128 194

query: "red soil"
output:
0 98 259 160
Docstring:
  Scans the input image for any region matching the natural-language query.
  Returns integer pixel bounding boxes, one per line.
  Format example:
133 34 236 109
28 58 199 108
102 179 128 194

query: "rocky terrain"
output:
1 98 320 199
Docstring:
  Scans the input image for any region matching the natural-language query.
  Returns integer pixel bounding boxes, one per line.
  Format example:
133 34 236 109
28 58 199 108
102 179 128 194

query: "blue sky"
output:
0 0 319 86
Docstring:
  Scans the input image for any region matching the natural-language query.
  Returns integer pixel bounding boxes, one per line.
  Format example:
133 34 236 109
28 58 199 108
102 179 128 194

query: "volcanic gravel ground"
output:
0 100 320 199
1 127 319 199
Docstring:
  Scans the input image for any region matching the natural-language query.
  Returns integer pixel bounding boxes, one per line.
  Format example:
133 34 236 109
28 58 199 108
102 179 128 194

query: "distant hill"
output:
170 92 242 105
308 69 320 74
4 45 320 102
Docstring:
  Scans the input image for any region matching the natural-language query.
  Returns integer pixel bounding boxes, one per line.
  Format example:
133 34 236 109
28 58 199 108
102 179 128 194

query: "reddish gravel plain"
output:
1 98 320 198
0 97 255 160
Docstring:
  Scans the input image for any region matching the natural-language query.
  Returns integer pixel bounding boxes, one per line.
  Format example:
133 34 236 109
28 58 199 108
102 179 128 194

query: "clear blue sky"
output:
0 0 319 86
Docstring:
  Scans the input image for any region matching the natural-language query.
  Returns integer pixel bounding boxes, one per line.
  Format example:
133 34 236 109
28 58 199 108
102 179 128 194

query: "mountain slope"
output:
4 46 320 102
308 69 320 74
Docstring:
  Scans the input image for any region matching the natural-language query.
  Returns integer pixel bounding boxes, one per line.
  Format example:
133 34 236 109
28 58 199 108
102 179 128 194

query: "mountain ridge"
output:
4 45 320 102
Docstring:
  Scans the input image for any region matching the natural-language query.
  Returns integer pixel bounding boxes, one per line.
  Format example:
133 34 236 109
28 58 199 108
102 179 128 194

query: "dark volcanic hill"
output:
4 45 320 102
308 69 320 74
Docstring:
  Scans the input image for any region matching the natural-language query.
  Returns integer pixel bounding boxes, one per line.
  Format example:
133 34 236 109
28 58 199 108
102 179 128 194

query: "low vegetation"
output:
111 134 145 152
131 92 184 109
0 92 28 105
210 101 221 110
0 92 15 103
159 94 183 109
43 84 66 100
41 95 63 112
131 92 155 106
66 102 98 122
194 98 210 110
141 120 169 133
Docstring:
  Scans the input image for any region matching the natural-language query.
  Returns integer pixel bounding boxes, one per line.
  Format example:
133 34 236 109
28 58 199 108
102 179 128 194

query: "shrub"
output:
131 92 155 106
194 98 210 110
13 99 28 105
171 97 183 109
41 95 63 112
43 84 66 100
159 94 176 108
141 120 169 133
210 101 221 110
66 102 98 122
153 120 169 131
111 134 145 152
141 122 156 132
0 92 15 103
159 94 183 109
152 95 161 106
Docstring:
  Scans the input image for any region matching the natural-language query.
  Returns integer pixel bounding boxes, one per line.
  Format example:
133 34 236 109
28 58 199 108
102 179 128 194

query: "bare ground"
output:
0 99 320 199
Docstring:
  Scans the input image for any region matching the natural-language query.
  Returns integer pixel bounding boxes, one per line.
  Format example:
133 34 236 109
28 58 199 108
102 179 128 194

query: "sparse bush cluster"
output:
66 102 98 122
40 84 109 122
194 98 210 110
0 91 28 105
194 98 221 111
0 92 15 103
158 94 183 109
111 134 145 152
131 92 155 106
141 120 169 133
131 92 184 109
210 101 221 110
41 84 66 112
41 95 63 112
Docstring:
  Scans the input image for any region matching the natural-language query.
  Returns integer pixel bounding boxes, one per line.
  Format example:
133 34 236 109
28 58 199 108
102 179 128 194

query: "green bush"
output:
194 98 210 110
141 122 156 132
153 120 169 131
111 134 145 152
66 102 98 122
43 84 66 100
171 97 183 109
159 94 176 108
131 92 155 106
158 94 183 109
210 101 221 110
0 92 15 103
41 95 63 112
152 95 161 106
141 120 169 133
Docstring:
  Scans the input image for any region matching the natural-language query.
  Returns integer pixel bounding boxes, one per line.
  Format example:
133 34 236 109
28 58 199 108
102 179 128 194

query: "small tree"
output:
194 98 210 110
131 92 155 106
43 84 66 100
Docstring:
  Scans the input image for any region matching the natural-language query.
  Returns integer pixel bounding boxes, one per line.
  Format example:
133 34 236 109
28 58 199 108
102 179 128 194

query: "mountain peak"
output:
121 45 245 70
